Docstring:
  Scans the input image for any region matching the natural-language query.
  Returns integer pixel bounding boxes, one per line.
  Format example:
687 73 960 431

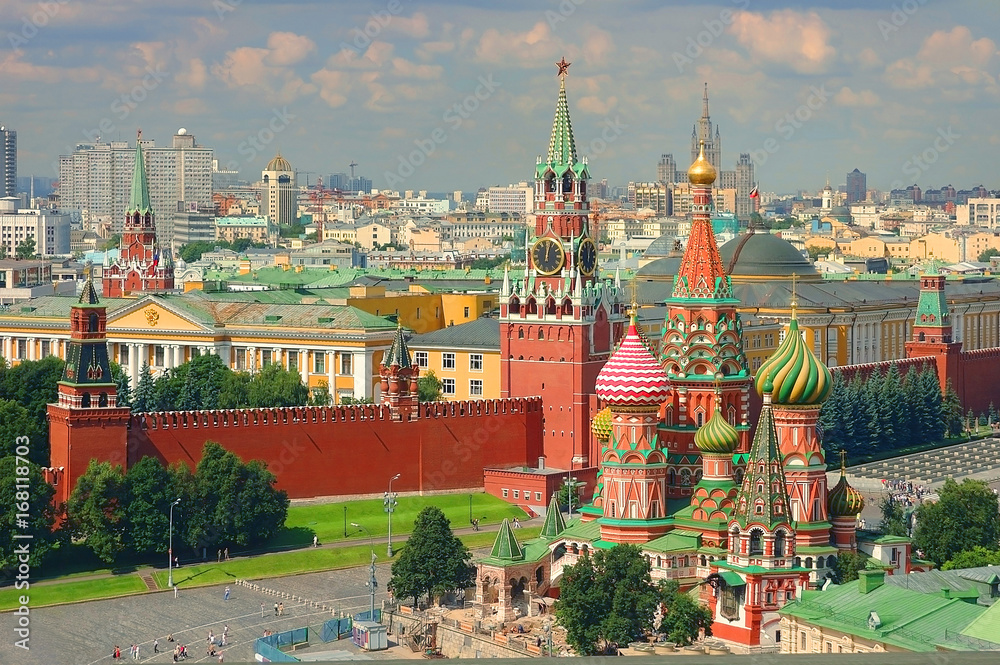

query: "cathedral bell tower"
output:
500 58 626 474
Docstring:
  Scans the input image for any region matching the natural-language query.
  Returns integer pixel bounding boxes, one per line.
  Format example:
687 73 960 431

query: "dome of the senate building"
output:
718 232 820 280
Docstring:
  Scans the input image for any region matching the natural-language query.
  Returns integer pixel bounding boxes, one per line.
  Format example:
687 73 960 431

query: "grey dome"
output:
642 235 682 259
636 256 682 278
718 232 819 279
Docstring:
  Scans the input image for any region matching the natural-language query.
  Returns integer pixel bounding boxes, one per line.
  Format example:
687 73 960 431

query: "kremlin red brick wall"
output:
122 398 544 499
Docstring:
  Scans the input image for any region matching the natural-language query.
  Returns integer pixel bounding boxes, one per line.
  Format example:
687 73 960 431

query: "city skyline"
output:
3 0 998 194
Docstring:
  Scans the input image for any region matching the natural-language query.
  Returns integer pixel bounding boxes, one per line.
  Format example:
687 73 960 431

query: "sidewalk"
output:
28 515 545 589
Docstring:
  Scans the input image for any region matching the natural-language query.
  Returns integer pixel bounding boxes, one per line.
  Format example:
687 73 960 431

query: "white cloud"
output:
885 26 998 92
475 22 563 66
834 86 880 107
728 10 837 74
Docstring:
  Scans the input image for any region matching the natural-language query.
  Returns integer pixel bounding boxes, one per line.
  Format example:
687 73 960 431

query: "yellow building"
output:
909 232 961 263
408 317 500 401
215 216 277 246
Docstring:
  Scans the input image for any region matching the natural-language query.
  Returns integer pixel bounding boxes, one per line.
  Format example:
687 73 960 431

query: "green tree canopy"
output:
978 248 1000 263
658 588 713 646
942 379 964 437
556 545 661 655
834 550 870 583
417 370 443 402
121 456 177 556
131 362 157 414
879 496 909 537
243 363 310 408
914 478 1000 566
390 506 474 607
0 399 45 462
0 456 60 569
942 546 1000 571
309 380 332 406
15 237 36 259
67 460 126 563
0 355 66 463
110 361 132 409
178 240 218 264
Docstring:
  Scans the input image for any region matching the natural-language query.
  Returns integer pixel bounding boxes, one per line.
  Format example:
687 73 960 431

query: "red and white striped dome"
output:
595 314 670 406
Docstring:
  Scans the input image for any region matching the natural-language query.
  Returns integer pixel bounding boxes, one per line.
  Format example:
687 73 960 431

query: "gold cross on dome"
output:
556 57 571 78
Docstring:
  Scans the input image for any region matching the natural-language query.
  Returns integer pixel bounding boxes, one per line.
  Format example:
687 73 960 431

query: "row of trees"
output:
818 364 963 459
0 237 39 260
178 239 270 264
0 355 66 464
0 442 289 569
130 354 321 413
556 545 711 654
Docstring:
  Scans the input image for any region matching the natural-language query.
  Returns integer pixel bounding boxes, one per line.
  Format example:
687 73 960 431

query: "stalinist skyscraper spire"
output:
691 82 721 170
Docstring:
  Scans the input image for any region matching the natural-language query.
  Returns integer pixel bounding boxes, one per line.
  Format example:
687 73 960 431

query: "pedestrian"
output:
313 535 318 548
278 602 284 616
218 651 224 663
274 601 279 616
174 556 180 568
472 518 480 531
224 547 230 561
261 602 266 618
114 645 121 661
174 585 179 599
217 549 222 563
224 585 230 601
223 624 229 637
221 633 228 646
154 638 159 653
167 634 174 642
134 643 140 661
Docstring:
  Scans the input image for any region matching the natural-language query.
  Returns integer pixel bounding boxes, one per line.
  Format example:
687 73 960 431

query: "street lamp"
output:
351 522 378 621
385 473 400 557
167 497 181 588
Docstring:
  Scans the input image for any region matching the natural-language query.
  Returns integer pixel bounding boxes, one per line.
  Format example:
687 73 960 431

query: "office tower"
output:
0 125 15 197
658 154 678 185
735 153 755 219
847 168 866 204
261 153 297 227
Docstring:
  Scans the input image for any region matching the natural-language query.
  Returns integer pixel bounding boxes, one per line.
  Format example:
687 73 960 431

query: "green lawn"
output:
270 492 526 549
0 574 148 611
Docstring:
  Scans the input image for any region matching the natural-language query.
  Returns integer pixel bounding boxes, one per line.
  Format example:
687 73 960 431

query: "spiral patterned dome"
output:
756 316 832 406
828 469 865 518
595 313 671 406
694 403 739 455
591 406 613 441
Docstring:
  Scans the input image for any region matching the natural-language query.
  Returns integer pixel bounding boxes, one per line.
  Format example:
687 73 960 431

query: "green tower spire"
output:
489 518 524 561
536 58 586 179
914 271 951 333
731 384 791 530
128 140 152 216
540 495 566 538
381 322 412 369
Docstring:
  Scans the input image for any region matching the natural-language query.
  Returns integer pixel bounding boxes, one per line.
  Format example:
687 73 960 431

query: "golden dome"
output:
688 140 717 185
266 153 292 172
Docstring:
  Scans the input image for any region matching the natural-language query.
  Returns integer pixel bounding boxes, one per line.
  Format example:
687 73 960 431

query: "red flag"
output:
749 185 759 198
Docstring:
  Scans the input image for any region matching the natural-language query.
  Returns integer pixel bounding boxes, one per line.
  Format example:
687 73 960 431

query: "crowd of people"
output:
881 477 929 506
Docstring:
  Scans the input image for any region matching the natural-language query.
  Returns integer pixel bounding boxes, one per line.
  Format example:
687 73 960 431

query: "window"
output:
464 307 470 317
41 341 49 357
765 333 774 346
340 353 352 375
721 586 740 621
262 349 272 367
800 632 807 651
765 591 774 605
535 492 542 501
442 353 456 370
826 642 832 653
775 630 782 646
235 348 246 370
749 530 763 555
441 378 456 395
414 351 428 368
154 345 165 367
469 353 483 371
16 339 26 359
468 379 483 396
513 490 519 499
286 350 298 371
119 345 129 365
502 489 508 498
313 351 325 374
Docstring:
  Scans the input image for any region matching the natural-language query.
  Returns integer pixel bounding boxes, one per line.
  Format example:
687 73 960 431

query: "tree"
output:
0 399 45 462
914 478 1000 566
121 456 175 556
245 364 309 408
417 370 443 402
659 593 712 646
178 240 217 264
834 550 869 583
111 361 132 409
556 545 661 655
978 248 1000 263
942 379 964 436
66 460 126 563
0 456 60 569
175 354 228 411
390 506 474 607
309 380 332 406
131 362 156 414
0 244 6 259
0 355 65 463
942 546 1000 571
557 477 584 510
15 237 36 259
879 496 908 537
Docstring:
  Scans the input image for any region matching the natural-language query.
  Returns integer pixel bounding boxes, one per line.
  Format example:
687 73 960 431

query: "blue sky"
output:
4 0 998 195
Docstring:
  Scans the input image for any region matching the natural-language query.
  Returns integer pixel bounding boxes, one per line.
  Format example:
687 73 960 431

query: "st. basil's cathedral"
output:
478 61 929 650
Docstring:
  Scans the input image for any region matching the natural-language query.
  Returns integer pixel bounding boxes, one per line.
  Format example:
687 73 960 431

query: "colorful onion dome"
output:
688 140 717 185
755 316 832 406
595 312 670 406
591 406 613 441
694 401 739 455
828 463 865 518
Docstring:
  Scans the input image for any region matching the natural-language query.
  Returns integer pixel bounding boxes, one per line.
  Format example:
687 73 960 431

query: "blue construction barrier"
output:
254 637 298 663
354 609 381 623
321 617 352 642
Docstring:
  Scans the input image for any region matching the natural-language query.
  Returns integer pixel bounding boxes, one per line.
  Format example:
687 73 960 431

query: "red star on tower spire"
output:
556 57 571 78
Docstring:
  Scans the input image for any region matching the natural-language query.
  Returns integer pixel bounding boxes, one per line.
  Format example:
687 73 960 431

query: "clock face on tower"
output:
531 237 565 276
577 237 597 276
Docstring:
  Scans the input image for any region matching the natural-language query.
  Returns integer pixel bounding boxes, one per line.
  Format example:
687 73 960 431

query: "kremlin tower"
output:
659 140 752 499
103 137 174 297
591 309 672 543
379 323 419 421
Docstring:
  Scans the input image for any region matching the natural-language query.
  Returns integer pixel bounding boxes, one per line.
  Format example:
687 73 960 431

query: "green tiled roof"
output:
128 142 151 215
559 517 601 542
960 599 1000 644
409 317 500 350
79 279 100 305
479 518 527 567
643 530 700 554
215 216 269 226
540 496 566 538
382 324 413 368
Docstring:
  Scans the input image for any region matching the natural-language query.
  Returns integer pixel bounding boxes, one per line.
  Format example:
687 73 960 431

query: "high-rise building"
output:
657 154 678 185
0 197 73 256
691 83 722 169
57 130 213 249
846 168 866 204
261 153 297 227
632 182 671 216
0 125 15 197
735 153 755 219
486 183 533 216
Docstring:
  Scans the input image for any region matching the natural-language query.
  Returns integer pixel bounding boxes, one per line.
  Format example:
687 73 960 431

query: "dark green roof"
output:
409 317 500 350
128 142 152 215
382 324 413 368
540 496 566 538
479 518 525 566
78 279 101 305
719 232 818 278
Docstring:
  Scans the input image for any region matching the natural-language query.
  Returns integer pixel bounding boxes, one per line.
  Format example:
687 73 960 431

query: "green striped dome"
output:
694 406 739 455
591 406 612 441
828 469 865 517
756 317 832 406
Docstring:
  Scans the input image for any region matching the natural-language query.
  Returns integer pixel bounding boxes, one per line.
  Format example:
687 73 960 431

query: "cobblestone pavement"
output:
1 564 395 665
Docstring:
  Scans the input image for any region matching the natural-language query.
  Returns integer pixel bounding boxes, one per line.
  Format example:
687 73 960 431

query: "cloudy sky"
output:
4 0 998 195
